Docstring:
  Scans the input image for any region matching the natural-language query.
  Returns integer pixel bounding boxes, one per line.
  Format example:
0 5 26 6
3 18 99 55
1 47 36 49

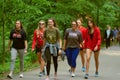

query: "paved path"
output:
4 46 120 80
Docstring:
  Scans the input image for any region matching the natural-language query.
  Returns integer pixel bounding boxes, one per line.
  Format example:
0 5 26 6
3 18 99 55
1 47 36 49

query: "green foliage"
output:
0 0 120 78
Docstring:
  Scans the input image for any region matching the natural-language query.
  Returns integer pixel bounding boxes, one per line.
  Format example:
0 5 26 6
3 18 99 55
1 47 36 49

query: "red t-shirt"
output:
32 29 44 50
78 26 87 48
79 26 87 40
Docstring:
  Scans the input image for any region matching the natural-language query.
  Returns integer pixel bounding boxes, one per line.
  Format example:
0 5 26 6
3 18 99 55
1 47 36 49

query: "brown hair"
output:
15 20 23 29
87 18 96 34
77 17 83 23
48 18 57 27
72 20 78 26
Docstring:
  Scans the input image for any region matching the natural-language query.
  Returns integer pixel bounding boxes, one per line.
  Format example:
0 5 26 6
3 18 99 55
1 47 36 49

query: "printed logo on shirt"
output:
69 32 77 37
13 33 22 38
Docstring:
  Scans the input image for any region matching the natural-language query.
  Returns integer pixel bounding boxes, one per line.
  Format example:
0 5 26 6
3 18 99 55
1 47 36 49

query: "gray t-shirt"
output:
64 28 83 48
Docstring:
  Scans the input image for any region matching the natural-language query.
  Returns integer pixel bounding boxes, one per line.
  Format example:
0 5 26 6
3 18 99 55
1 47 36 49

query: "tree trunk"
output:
2 0 5 64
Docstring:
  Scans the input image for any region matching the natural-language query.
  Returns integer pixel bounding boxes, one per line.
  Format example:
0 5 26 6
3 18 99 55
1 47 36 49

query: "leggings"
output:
10 48 25 72
44 47 58 76
66 48 80 68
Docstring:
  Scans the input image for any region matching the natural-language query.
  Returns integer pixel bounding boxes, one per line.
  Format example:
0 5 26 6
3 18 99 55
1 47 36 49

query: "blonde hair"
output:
37 20 45 30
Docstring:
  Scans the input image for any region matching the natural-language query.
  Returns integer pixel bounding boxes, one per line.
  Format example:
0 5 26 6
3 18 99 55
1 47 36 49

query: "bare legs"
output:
85 49 92 74
94 51 100 73
37 52 45 72
85 49 100 79
79 49 86 71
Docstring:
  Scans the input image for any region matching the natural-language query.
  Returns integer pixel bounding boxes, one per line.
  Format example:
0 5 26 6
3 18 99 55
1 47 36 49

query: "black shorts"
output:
80 48 83 50
35 46 43 53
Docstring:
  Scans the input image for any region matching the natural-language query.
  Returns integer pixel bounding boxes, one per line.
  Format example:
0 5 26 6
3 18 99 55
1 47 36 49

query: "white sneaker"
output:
19 74 23 78
71 73 75 77
44 66 47 75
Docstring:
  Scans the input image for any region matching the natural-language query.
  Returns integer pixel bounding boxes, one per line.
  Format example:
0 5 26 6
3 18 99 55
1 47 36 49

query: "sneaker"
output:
71 73 75 77
7 74 13 79
39 72 43 77
45 77 50 80
19 74 23 78
84 74 89 79
43 70 45 75
95 72 99 77
82 67 86 72
54 72 57 79
43 66 47 75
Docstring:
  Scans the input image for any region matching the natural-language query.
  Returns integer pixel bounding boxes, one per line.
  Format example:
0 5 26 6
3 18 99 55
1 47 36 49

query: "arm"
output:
63 29 68 50
31 30 37 51
58 38 62 49
96 28 101 46
24 40 28 53
84 29 88 49
8 40 12 51
63 39 67 50
8 30 13 51
57 29 62 49
79 31 83 48
94 27 101 51
22 30 28 52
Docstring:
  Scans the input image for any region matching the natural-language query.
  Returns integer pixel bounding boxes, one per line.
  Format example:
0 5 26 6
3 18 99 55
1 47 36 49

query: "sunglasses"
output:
39 23 45 25
72 24 76 25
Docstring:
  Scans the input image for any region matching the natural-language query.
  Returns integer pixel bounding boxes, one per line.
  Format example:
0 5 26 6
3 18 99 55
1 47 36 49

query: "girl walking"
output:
84 18 101 79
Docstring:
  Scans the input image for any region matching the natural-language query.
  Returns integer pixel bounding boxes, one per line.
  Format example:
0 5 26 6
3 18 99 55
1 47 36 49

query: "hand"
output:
24 49 27 53
58 49 62 56
104 39 106 41
94 46 98 51
80 44 83 48
32 48 34 52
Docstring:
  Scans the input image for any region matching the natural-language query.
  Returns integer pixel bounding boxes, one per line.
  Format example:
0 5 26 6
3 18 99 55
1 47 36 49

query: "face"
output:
48 19 54 27
107 26 110 29
88 21 93 28
72 21 77 30
77 20 82 26
39 21 45 28
15 21 21 30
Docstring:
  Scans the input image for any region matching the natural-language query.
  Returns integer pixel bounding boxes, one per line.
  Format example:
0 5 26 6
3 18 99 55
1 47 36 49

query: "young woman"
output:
77 18 87 72
43 18 62 80
63 21 83 77
7 20 28 79
32 20 46 77
84 18 101 79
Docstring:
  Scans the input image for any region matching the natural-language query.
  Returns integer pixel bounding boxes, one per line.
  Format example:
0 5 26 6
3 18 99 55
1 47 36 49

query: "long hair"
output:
15 20 23 29
87 18 96 34
48 18 57 27
37 20 45 30
14 20 24 33
77 17 83 23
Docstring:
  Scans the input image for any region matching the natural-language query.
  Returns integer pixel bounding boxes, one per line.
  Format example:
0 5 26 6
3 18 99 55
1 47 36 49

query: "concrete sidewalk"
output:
4 46 120 80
